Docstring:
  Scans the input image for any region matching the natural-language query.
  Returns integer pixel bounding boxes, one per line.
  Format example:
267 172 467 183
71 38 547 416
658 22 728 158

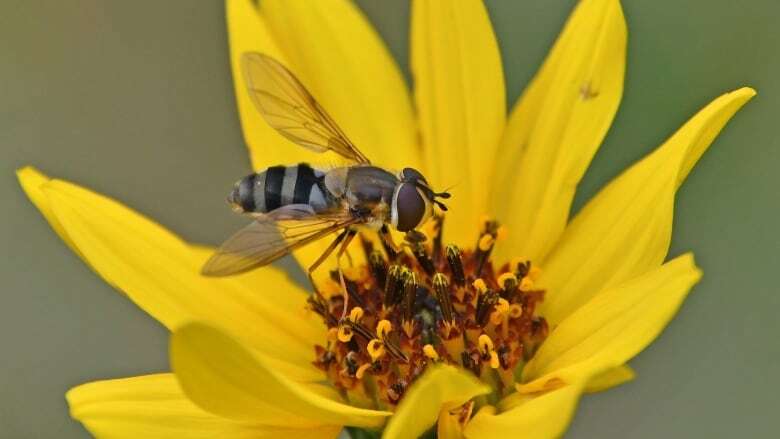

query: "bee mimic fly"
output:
202 53 451 311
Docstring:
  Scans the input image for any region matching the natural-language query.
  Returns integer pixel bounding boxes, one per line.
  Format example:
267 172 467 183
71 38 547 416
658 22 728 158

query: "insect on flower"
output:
202 53 452 307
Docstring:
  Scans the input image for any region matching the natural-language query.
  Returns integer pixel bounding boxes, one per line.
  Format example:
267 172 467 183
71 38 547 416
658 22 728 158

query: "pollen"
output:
473 278 488 294
367 339 386 361
478 234 494 252
308 218 549 410
423 344 440 361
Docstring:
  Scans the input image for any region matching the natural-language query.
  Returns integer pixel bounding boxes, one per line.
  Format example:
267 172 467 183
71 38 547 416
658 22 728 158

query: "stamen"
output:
478 334 500 369
445 245 466 287
407 231 435 276
476 287 499 326
402 271 418 328
402 271 417 338
433 273 454 323
384 265 404 308
432 215 444 264
498 272 518 300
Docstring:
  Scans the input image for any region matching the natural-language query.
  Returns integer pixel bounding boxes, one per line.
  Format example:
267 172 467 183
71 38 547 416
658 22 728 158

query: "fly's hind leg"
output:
335 228 358 321
307 230 348 303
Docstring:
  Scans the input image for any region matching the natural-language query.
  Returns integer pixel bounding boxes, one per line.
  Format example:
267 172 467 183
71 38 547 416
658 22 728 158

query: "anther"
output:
433 273 454 323
369 251 387 287
432 215 444 264
478 334 500 369
406 231 435 276
384 265 404 308
498 272 519 300
344 351 360 376
474 236 495 277
513 259 531 279
476 288 499 326
445 245 466 287
402 271 418 325
423 344 440 361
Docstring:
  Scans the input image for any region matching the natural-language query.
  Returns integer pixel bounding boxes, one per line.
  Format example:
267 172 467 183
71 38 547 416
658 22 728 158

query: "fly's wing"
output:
201 205 360 277
241 52 370 164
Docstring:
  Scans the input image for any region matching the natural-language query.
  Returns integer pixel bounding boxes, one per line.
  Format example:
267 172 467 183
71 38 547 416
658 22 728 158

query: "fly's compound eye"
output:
399 167 428 185
392 182 430 232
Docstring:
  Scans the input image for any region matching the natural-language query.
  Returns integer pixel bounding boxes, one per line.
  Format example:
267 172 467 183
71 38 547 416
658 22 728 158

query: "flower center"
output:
308 217 548 410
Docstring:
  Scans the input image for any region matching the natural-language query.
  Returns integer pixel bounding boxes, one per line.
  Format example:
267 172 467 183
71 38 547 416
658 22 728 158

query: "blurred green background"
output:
1 1 777 437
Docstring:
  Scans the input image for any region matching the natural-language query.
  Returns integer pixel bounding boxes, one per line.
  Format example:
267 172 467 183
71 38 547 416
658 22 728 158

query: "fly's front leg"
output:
379 224 400 260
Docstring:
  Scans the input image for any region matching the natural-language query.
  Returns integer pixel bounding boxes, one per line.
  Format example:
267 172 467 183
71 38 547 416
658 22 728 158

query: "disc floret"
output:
309 218 548 409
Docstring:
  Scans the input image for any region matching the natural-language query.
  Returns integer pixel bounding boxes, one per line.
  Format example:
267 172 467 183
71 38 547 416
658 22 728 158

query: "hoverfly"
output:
202 53 451 297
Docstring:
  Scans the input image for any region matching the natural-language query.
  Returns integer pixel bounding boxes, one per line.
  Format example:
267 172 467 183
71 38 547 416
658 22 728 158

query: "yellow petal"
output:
411 0 505 244
227 0 320 170
382 364 489 439
463 383 584 439
67 373 341 439
585 364 635 393
171 322 390 428
539 87 755 325
17 167 85 260
493 0 626 264
258 0 419 171
36 175 323 381
437 407 465 439
521 254 702 392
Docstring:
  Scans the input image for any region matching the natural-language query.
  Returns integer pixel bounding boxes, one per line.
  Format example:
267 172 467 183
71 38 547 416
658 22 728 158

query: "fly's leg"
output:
379 224 400 261
335 229 358 321
307 230 348 303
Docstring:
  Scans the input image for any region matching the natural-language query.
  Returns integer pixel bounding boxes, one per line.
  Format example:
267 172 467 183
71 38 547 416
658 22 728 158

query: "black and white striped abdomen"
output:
231 163 333 214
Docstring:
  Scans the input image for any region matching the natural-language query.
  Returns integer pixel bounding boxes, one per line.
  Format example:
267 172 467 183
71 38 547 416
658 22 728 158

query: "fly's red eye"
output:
394 182 426 232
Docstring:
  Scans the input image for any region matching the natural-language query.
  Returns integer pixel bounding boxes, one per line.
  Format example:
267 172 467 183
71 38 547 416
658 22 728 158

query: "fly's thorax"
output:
228 163 335 214
342 166 399 211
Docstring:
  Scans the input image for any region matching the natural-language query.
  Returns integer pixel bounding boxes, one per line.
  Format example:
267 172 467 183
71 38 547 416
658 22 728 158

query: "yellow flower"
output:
17 0 754 438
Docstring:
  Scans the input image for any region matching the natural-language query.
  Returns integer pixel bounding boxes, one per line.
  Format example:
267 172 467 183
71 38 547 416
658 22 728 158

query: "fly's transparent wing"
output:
201 205 360 277
241 52 370 164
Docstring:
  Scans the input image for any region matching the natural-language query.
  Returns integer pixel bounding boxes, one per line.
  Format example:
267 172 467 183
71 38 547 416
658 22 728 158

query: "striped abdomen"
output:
230 163 333 214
